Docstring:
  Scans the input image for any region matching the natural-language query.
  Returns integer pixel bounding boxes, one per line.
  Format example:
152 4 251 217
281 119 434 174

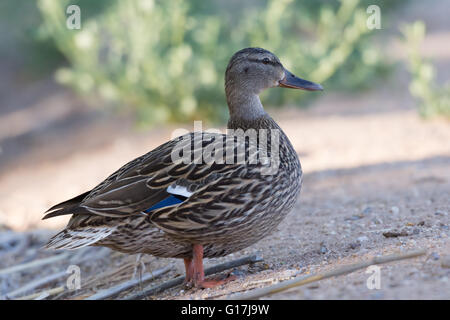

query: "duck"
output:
43 47 323 288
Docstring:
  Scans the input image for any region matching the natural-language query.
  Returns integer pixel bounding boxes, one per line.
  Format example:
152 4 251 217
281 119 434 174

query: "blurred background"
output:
0 0 449 299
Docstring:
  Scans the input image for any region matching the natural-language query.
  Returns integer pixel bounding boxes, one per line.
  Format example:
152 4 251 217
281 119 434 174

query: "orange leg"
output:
192 244 236 289
183 258 194 283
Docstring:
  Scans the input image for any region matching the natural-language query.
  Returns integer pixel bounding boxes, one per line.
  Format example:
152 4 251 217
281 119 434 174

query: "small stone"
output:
383 230 409 238
372 217 383 225
320 246 328 254
357 236 369 242
390 206 400 214
307 284 320 289
346 215 363 221
430 252 440 261
231 269 246 277
348 242 361 250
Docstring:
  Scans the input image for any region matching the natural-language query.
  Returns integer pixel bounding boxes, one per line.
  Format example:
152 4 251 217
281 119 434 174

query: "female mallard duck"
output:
44 47 323 288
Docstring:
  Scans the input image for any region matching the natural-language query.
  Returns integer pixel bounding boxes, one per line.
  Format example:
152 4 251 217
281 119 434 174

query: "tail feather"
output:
45 191 91 213
45 226 117 250
43 191 92 220
43 205 91 220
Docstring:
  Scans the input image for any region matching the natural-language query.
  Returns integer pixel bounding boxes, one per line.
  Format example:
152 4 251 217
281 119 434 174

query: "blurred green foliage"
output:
0 1 60 73
37 0 393 125
402 21 450 118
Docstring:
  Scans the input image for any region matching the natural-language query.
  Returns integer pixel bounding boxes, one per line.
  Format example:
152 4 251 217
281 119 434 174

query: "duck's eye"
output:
262 58 270 65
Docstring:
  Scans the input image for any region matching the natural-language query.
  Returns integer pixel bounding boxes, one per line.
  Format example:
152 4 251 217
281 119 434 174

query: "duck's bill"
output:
279 69 323 91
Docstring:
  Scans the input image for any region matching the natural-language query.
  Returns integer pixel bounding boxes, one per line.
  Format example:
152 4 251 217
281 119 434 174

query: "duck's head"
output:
225 47 323 119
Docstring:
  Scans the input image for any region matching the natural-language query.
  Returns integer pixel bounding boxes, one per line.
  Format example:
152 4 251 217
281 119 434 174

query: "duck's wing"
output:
43 132 251 219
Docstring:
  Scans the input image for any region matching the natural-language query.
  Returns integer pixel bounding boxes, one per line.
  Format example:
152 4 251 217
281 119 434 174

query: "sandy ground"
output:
0 0 449 299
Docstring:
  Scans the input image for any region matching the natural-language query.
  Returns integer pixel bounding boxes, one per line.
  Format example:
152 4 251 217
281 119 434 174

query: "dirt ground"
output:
0 0 449 299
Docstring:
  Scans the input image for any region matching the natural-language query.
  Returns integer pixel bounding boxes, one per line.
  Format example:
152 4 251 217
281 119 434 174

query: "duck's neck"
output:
226 90 267 122
226 93 280 132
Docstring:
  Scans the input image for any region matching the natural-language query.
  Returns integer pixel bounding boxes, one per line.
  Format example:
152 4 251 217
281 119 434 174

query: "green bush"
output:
402 21 450 118
38 0 392 125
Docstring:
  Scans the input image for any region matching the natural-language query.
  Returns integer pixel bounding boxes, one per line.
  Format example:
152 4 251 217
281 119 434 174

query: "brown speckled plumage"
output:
44 48 322 286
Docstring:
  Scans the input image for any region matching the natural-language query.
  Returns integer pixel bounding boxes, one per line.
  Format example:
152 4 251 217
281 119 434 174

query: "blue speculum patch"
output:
144 195 186 213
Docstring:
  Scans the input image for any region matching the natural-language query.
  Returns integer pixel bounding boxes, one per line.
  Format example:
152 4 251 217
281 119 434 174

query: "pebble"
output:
372 217 383 225
348 242 360 250
383 230 409 238
231 269 246 277
357 236 369 242
430 252 440 261
346 215 363 221
320 246 328 254
390 206 400 214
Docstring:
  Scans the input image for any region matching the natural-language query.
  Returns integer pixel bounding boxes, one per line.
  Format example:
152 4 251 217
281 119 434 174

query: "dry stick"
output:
3 270 67 299
16 286 66 300
124 255 264 300
0 245 109 277
85 265 172 300
0 253 70 276
80 261 137 290
227 249 426 300
9 248 110 300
